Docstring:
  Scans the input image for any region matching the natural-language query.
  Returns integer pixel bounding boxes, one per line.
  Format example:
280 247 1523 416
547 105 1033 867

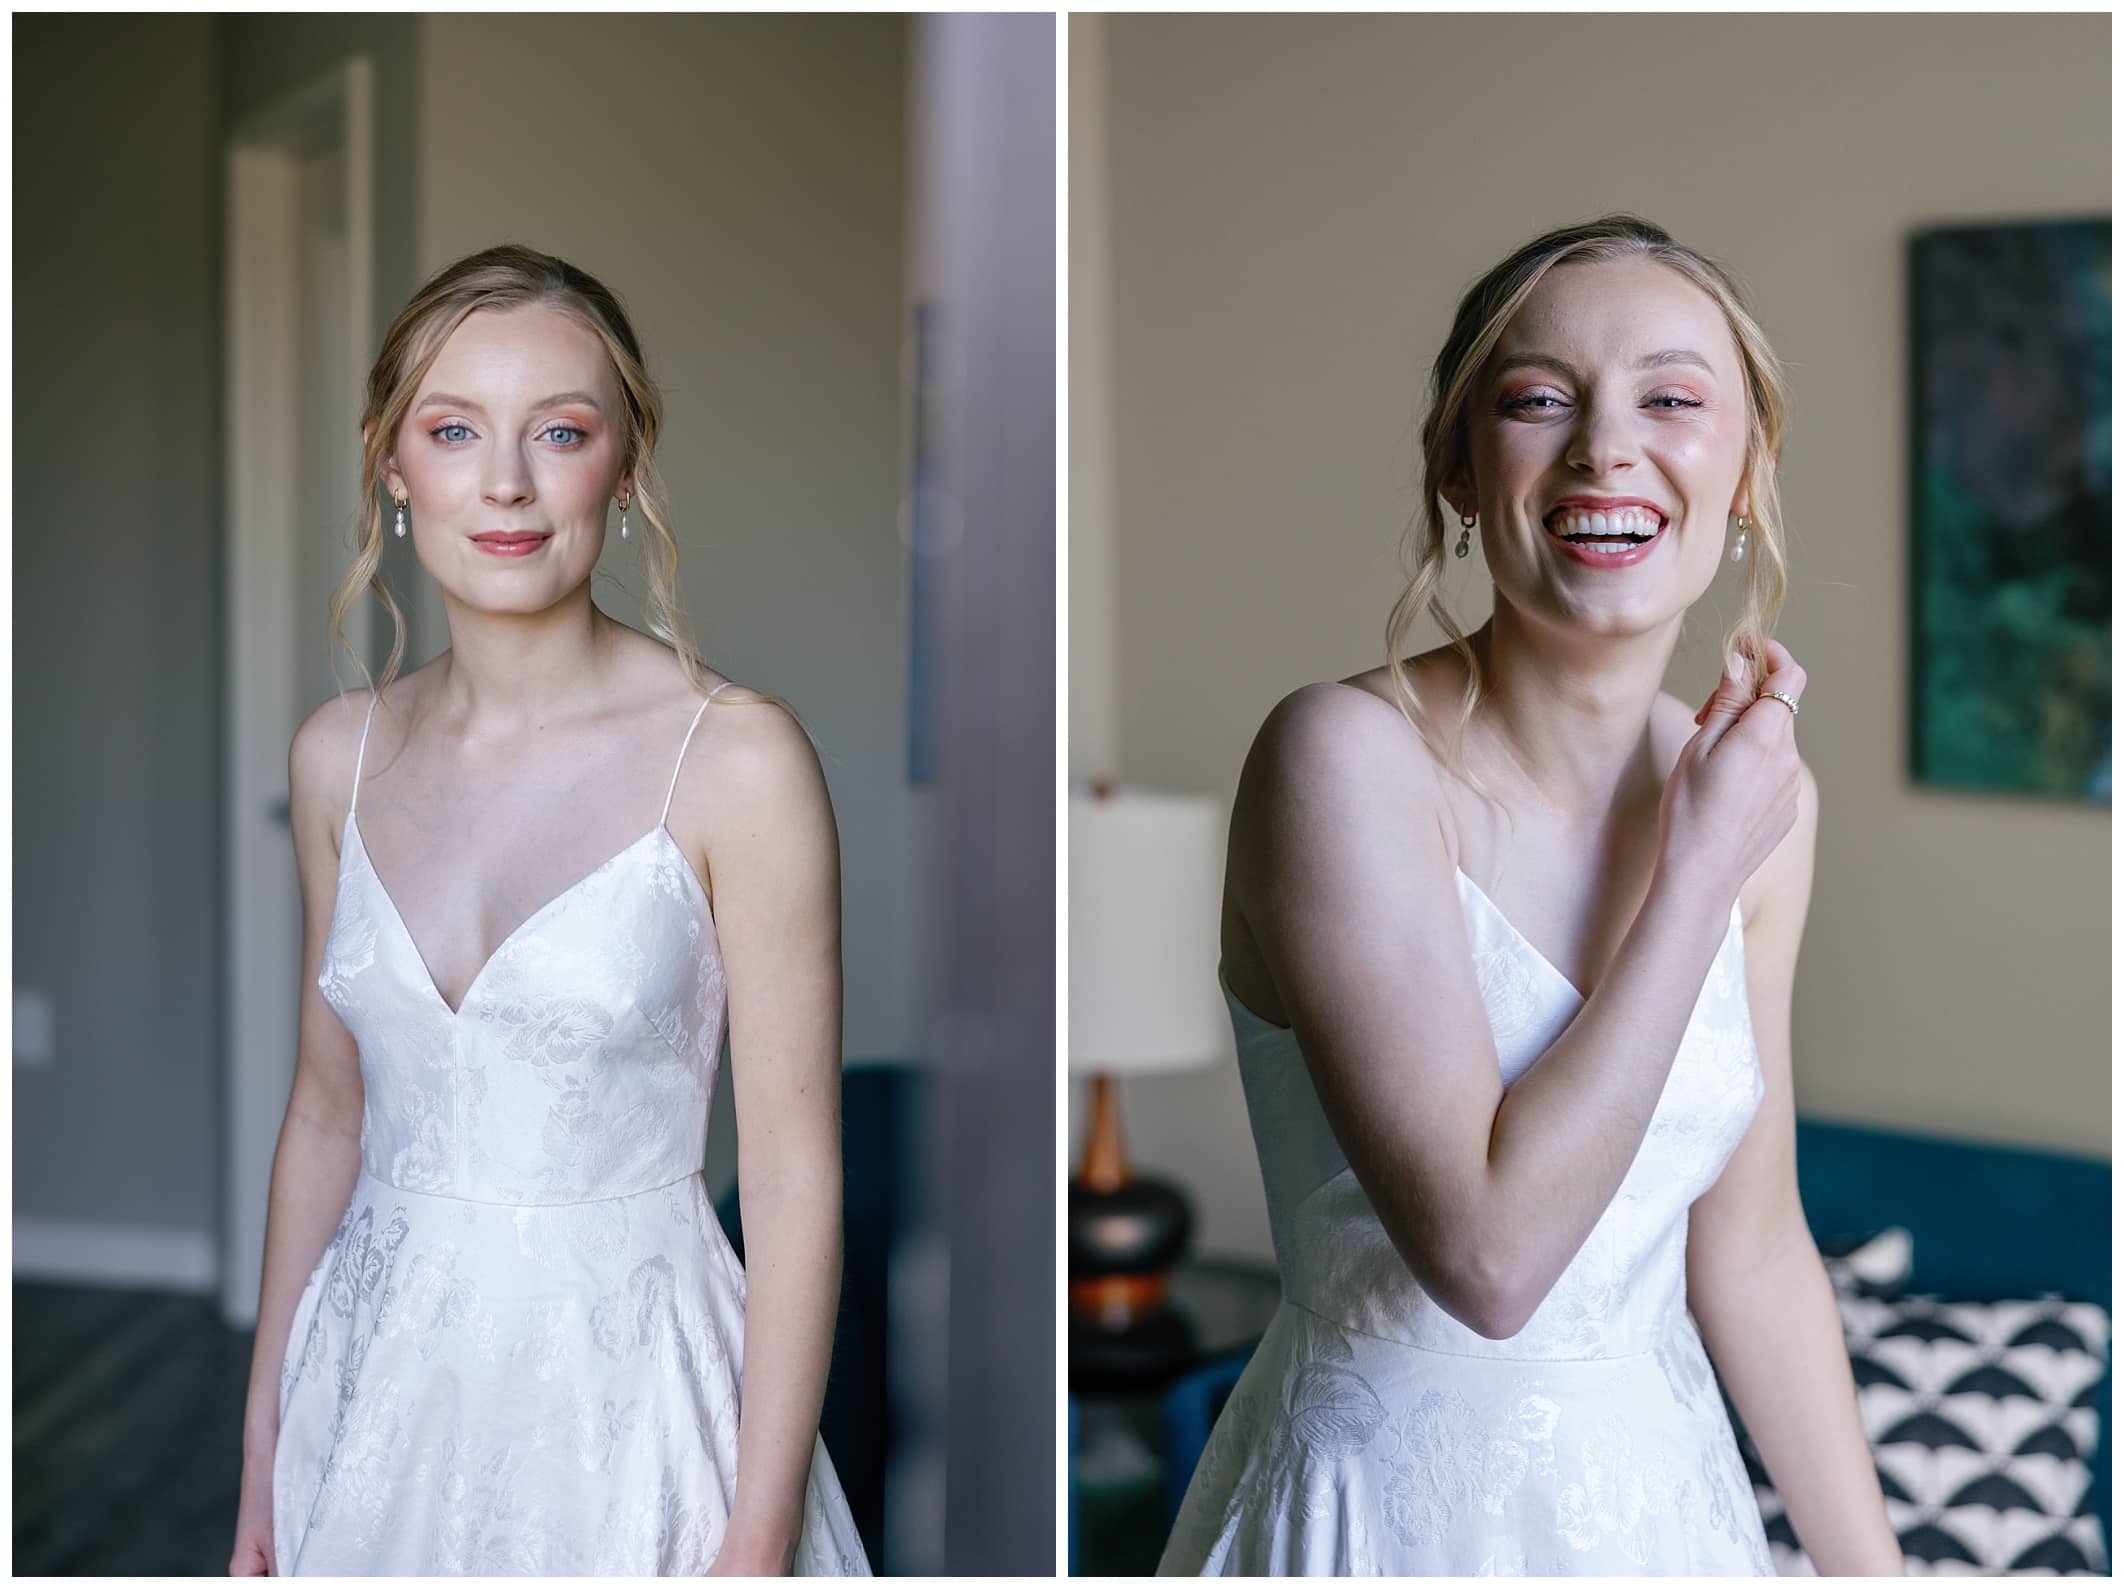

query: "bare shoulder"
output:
289 687 372 781
1243 677 1440 801
673 678 833 840
289 687 381 842
1230 677 1447 917
695 683 819 780
289 659 445 810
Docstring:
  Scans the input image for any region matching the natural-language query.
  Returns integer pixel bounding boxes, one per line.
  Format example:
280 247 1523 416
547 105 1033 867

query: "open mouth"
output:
1543 509 1666 546
1541 508 1668 563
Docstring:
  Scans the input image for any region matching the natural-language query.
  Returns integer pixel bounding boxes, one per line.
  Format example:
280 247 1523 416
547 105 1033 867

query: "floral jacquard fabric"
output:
272 695 870 1576
1165 874 1774 1575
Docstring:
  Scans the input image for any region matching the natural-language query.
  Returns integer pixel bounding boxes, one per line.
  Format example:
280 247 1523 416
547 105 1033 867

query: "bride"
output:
229 244 868 1575
1161 215 1902 1574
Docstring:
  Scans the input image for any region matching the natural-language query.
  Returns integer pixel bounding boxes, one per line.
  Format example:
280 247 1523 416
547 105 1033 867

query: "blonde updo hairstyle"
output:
1385 213 1791 799
328 242 733 717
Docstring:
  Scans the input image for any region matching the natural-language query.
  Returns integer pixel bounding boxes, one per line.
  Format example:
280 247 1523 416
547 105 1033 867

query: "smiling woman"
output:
229 244 871 1576
1385 219 1791 792
1163 216 1903 1575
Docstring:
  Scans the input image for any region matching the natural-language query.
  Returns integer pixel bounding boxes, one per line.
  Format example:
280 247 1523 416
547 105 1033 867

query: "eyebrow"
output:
414 390 604 414
1491 348 1717 379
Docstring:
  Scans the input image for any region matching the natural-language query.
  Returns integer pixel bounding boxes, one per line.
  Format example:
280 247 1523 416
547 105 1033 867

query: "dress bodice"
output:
315 690 728 1207
279 683 871 1577
1222 870 1763 1361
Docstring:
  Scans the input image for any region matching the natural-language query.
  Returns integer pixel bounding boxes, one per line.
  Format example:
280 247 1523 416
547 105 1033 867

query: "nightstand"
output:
1069 1258 1280 1575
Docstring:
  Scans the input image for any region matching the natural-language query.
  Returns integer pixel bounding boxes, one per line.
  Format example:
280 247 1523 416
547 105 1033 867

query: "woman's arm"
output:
1684 759 1904 1575
691 699 845 1576
1231 659 1798 1338
231 700 371 1572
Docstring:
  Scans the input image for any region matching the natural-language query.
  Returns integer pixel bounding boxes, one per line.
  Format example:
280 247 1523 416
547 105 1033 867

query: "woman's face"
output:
380 302 628 612
1452 257 1753 645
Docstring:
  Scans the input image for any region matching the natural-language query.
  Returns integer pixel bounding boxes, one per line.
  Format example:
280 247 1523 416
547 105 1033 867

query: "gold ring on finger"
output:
1760 689 1799 718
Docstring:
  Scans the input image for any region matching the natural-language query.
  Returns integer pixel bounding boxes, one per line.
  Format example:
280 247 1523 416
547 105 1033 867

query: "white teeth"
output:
1546 508 1663 539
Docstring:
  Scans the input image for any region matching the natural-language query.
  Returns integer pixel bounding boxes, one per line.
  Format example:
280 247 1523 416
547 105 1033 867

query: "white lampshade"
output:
1069 785 1230 1076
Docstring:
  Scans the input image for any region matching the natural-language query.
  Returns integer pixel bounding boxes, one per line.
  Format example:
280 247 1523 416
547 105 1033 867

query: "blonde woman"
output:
1161 217 1901 1574
228 245 869 1575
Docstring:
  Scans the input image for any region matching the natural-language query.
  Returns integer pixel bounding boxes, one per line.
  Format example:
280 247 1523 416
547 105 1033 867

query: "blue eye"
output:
426 422 588 445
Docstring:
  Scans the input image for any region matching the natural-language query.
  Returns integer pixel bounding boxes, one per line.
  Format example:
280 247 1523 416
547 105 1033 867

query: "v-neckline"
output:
1454 865 1737 1007
345 811 694 1019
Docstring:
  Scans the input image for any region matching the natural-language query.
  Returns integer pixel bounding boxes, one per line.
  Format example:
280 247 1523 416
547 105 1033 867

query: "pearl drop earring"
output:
394 497 407 538
619 497 630 540
1730 513 1749 563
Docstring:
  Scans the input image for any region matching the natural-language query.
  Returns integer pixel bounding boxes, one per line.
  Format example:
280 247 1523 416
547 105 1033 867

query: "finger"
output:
1720 687 1801 751
1755 637 1797 672
1695 675 1722 725
1747 639 1805 692
1755 654 1807 712
1698 651 1757 734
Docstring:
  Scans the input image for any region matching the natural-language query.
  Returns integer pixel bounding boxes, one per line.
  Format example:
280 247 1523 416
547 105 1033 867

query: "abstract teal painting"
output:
1909 218 2110 801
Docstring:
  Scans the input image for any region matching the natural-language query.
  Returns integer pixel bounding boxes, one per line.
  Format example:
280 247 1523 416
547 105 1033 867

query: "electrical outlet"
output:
15 989 53 1069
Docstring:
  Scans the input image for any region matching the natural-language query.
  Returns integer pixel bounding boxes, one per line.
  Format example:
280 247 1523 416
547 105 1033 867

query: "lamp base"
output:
1068 1169 1192 1346
1069 1295 1198 1395
1069 1270 1170 1319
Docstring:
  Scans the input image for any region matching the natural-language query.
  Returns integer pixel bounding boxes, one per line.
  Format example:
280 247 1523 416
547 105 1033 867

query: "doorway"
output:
220 55 375 1326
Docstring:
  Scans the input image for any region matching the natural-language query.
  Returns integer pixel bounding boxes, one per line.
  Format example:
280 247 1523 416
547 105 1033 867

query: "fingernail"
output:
1726 650 1745 682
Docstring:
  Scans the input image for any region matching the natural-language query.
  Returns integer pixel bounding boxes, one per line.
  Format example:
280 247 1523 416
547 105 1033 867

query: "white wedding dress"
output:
272 688 871 1575
1159 868 1777 1575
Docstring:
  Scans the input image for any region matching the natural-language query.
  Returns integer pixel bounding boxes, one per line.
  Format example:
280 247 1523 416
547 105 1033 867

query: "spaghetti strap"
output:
660 688 725 826
347 693 379 822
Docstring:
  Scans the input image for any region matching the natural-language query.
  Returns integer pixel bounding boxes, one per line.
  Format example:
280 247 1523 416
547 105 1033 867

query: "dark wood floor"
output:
15 1281 254 1575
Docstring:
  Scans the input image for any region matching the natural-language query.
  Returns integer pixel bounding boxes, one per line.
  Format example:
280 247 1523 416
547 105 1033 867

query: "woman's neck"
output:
1465 607 1676 822
430 592 622 735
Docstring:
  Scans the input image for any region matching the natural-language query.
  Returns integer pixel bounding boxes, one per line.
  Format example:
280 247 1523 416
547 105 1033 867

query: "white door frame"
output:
221 56 374 1326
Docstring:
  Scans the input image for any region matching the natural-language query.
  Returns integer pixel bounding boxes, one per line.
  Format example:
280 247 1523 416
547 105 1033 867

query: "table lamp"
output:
1068 781 1228 1334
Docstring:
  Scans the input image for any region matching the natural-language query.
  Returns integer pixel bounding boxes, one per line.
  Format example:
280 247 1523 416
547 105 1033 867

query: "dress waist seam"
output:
1278 1292 1665 1364
354 1162 703 1209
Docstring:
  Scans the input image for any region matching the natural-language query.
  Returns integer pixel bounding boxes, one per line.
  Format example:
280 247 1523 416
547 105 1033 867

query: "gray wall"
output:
1074 13 2111 1264
16 14 917 1247
15 17 224 1234
14 15 423 1241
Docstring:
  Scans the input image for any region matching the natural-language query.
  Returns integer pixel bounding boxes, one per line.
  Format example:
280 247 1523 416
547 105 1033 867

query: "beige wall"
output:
1069 14 1120 781
1074 13 2111 1264
419 16 922 1077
